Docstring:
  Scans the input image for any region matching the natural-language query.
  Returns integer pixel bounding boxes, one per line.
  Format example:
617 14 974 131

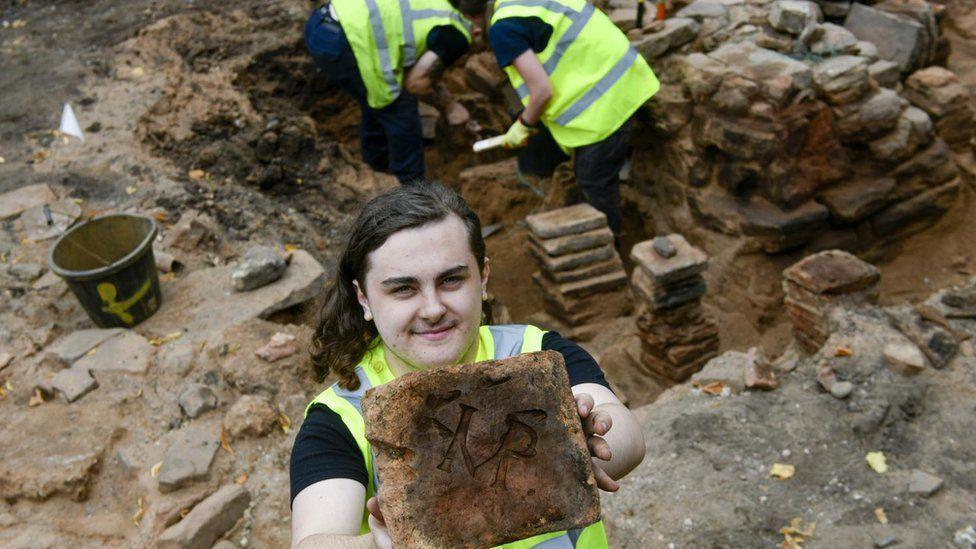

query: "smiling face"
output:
354 214 489 375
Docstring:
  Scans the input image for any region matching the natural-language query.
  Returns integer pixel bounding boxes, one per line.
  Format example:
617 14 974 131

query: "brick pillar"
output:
526 204 630 338
782 250 880 353
630 234 718 381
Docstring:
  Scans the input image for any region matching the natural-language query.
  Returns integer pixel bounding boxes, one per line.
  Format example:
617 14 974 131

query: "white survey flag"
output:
59 103 84 141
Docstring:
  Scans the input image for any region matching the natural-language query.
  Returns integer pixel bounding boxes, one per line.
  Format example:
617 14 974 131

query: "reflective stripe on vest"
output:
491 0 659 148
305 324 606 548
333 0 472 108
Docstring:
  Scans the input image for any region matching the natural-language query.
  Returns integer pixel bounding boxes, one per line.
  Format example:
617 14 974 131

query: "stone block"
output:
631 267 707 310
0 184 56 219
833 88 904 142
708 42 812 106
672 52 727 103
72 331 154 374
45 328 126 364
871 180 959 237
525 204 607 239
634 17 700 60
51 367 98 402
157 426 220 492
768 1 822 35
783 249 880 295
869 60 901 88
739 197 830 253
819 177 895 223
810 23 859 56
464 52 506 96
542 257 624 284
812 55 870 105
817 0 851 18
528 242 615 273
630 234 708 285
676 0 729 20
692 112 780 161
231 245 287 292
0 407 119 501
538 283 633 325
138 250 326 339
610 8 637 33
844 3 925 73
157 485 251 549
362 351 600 549
529 227 614 257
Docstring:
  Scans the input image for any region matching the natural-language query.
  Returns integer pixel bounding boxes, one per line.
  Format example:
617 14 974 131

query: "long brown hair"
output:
311 182 493 388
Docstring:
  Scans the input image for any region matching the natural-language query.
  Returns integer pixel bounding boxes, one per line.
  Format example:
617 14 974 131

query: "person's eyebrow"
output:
437 265 469 279
380 275 418 288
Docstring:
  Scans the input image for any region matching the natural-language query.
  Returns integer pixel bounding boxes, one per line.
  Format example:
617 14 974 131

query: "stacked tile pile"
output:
783 250 880 353
527 204 629 332
629 234 718 381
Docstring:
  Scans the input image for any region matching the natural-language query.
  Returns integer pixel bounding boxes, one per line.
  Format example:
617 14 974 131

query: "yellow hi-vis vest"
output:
490 0 660 148
305 324 609 548
332 0 473 109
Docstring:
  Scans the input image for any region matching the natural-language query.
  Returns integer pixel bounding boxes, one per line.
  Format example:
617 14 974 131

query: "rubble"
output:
907 469 943 497
157 425 220 492
629 2 962 253
362 350 599 548
883 341 926 375
51 367 98 402
230 245 287 291
0 407 119 501
630 234 718 381
72 331 154 374
178 383 218 418
254 332 298 362
223 395 278 439
0 184 56 219
19 199 82 241
139 250 325 338
527 204 630 337
157 484 251 549
783 250 880 353
903 66 976 150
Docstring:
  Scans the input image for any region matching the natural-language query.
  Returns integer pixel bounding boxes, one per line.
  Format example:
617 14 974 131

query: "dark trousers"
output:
574 119 631 235
304 8 425 184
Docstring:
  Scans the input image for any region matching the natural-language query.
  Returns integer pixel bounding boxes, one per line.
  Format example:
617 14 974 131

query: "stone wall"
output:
621 0 972 254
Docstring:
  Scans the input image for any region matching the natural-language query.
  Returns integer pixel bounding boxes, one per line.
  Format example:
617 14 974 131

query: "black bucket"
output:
48 214 162 328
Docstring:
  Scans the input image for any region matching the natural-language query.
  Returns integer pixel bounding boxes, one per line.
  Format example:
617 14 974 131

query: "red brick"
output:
362 351 600 549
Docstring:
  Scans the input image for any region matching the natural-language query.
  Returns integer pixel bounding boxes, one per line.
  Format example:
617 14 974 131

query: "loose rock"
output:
157 484 251 549
254 332 298 363
51 367 98 402
883 341 926 375
830 381 853 399
157 426 220 492
224 395 278 439
178 383 218 418
907 469 943 497
231 245 288 291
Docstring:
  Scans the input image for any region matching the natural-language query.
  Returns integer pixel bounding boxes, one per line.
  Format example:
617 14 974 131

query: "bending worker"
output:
290 182 646 548
304 0 477 183
475 0 659 236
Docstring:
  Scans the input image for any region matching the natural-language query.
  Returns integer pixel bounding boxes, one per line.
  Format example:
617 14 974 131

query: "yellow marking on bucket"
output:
98 280 151 325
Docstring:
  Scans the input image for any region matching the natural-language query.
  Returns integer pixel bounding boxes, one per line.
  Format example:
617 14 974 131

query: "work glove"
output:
501 116 538 149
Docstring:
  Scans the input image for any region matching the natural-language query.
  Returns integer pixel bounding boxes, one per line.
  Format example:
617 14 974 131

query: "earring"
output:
364 311 373 322
482 291 488 301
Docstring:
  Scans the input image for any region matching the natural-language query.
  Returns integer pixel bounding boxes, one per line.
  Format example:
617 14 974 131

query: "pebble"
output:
231 245 288 292
10 263 45 282
652 236 677 258
178 383 218 418
907 469 943 497
874 534 900 548
830 381 854 399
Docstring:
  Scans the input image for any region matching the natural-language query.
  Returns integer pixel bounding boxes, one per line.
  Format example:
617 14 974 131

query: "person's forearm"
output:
520 88 550 126
416 82 453 112
593 402 646 480
295 533 375 549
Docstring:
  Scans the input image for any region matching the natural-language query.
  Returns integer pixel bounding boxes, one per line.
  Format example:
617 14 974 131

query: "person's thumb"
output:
366 496 385 525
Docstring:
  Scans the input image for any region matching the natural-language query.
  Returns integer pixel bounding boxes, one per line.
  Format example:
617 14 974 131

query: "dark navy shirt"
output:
488 16 554 68
427 25 470 66
289 331 611 505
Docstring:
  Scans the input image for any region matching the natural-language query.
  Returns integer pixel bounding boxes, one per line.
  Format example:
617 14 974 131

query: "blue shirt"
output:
488 16 554 68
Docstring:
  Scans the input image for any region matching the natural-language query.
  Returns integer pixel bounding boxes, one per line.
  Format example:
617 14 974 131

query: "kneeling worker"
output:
470 0 659 236
305 0 477 183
